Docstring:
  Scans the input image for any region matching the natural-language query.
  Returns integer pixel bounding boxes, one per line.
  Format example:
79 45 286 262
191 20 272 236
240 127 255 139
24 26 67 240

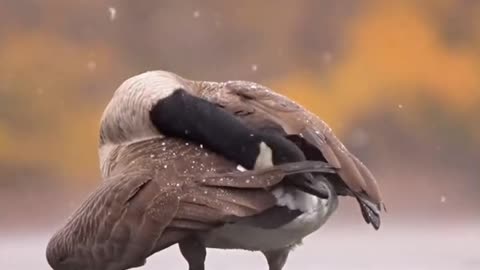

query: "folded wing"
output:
205 81 384 228
46 137 334 269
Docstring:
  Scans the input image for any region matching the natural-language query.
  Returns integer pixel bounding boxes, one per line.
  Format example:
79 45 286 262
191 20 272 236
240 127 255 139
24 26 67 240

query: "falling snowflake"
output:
350 128 370 148
86 60 97 71
322 51 333 63
440 196 446 203
251 64 258 72
398 104 404 109
108 7 117 21
193 10 200 18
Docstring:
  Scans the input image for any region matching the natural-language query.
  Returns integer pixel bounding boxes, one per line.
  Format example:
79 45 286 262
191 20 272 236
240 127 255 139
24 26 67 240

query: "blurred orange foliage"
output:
0 0 478 186
273 1 479 139
0 31 127 180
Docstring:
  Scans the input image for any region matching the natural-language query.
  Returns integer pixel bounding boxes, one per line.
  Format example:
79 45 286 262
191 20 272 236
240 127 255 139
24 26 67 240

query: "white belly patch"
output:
203 186 338 251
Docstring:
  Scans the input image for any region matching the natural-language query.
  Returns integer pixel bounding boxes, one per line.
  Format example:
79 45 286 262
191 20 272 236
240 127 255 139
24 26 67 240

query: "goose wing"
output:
47 138 334 269
203 81 384 228
136 138 334 247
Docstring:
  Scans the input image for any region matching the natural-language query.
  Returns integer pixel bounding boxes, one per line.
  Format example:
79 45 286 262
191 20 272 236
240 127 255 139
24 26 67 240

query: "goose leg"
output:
262 247 290 270
178 237 206 270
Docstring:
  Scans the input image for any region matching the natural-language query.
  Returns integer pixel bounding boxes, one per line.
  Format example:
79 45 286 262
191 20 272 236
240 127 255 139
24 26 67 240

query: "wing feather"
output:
214 81 383 207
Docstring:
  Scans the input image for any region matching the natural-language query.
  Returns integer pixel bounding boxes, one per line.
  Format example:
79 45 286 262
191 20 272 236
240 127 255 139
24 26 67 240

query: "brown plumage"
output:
195 79 383 204
46 71 384 270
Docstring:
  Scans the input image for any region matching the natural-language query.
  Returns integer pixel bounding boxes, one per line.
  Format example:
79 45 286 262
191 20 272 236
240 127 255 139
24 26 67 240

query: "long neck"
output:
149 89 264 169
149 89 312 172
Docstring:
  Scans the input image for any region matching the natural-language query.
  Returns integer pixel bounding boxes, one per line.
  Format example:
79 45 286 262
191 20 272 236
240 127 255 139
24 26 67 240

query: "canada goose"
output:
46 71 384 270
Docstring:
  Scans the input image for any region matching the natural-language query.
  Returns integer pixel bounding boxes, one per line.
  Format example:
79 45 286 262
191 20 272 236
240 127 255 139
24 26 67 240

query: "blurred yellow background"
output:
0 0 479 238
1 1 479 269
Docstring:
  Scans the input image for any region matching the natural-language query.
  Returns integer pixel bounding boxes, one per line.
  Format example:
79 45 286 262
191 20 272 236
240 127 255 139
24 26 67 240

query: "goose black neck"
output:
149 89 332 199
150 89 263 169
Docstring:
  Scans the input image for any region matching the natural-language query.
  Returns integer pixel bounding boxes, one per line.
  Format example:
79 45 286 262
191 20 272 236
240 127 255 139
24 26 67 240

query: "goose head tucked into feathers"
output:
99 71 383 209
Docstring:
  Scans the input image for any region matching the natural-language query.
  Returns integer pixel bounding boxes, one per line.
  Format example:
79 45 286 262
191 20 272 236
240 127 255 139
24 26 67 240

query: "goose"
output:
46 71 384 270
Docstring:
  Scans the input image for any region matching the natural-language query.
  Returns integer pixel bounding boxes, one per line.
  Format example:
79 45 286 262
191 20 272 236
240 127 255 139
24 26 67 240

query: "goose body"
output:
47 71 384 270
202 187 338 251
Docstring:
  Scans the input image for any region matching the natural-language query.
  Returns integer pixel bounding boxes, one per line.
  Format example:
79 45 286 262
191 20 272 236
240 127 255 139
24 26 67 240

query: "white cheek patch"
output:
236 165 247 172
254 142 274 170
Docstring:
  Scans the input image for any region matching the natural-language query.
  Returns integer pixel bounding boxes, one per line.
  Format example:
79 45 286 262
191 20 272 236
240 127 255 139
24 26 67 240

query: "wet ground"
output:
1 221 479 270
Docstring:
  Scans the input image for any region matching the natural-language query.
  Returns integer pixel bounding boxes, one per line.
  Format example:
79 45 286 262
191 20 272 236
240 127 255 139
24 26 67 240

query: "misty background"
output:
0 0 479 269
